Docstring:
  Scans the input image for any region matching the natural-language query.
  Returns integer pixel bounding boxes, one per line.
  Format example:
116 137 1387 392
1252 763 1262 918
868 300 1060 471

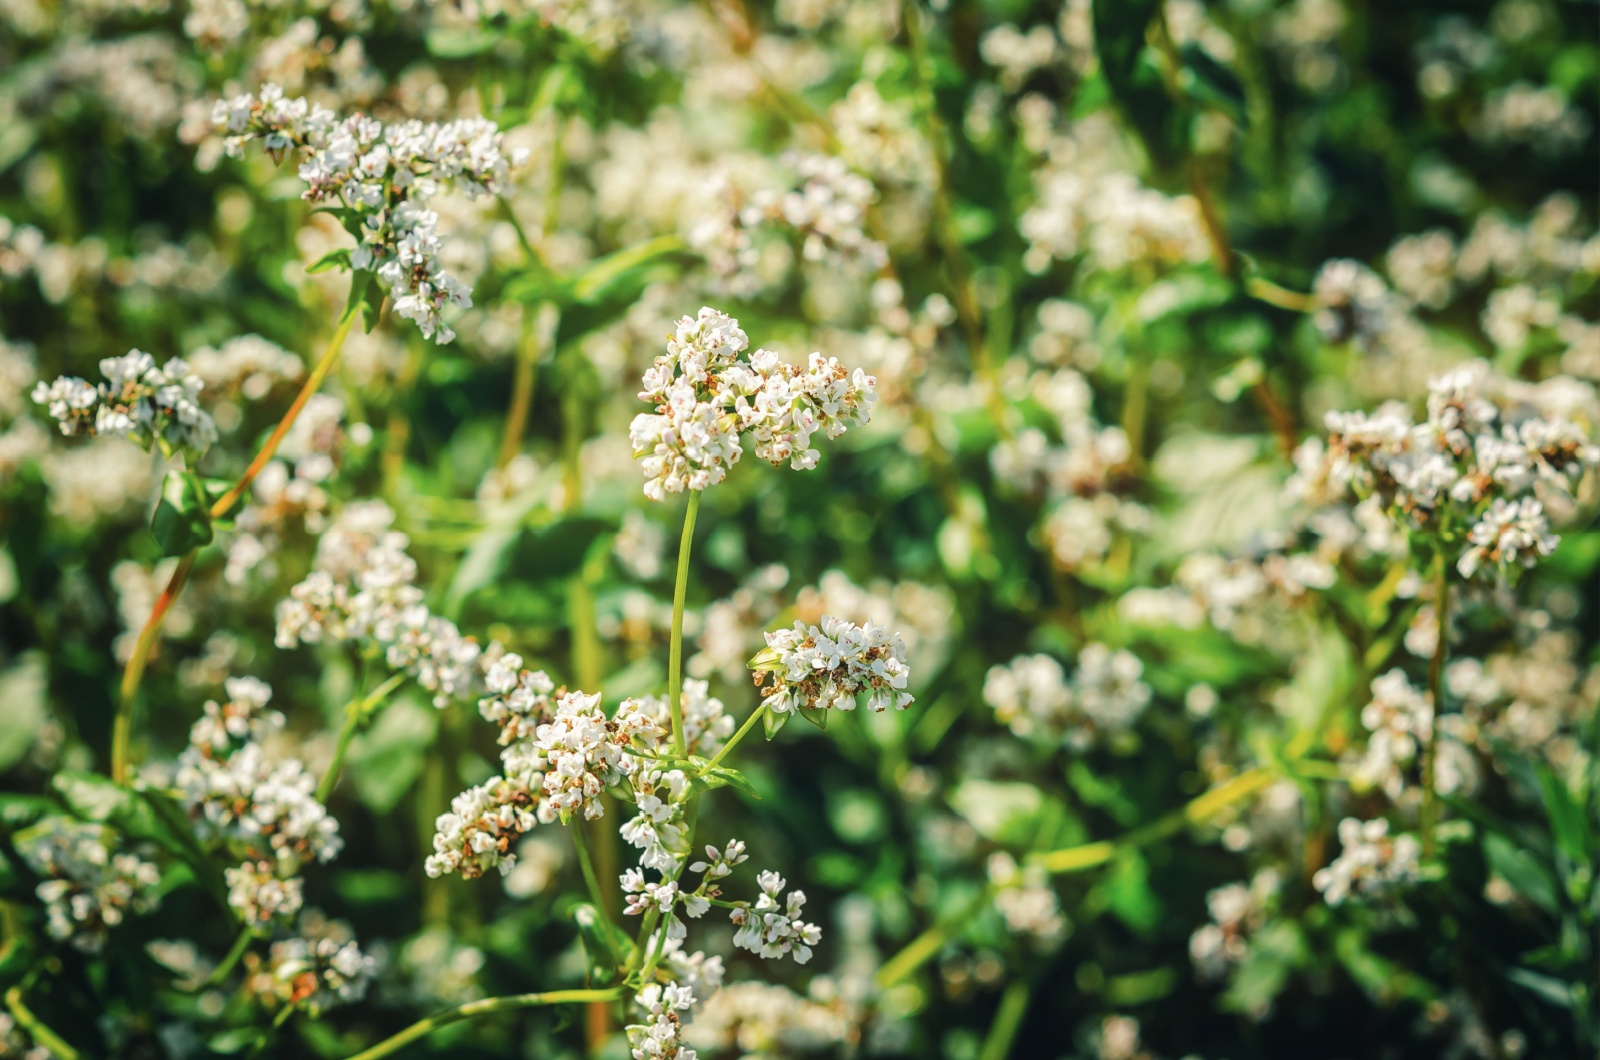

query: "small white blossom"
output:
729 871 822 964
1313 818 1423 905
753 616 913 716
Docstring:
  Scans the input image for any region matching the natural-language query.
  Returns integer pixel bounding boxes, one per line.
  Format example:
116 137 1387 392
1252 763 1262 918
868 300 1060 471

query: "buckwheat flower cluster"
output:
1189 869 1280 982
32 349 217 459
174 679 342 880
535 691 642 822
626 983 699 1060
987 852 1067 946
983 644 1150 751
1317 361 1599 580
692 153 887 296
621 680 735 758
1312 259 1396 349
1313 817 1423 906
629 307 878 501
729 871 822 964
211 84 523 343
226 861 306 925
186 334 304 403
622 870 709 941
276 501 501 706
752 616 913 716
618 765 691 873
424 776 543 880
264 911 376 1015
15 818 162 954
1350 669 1433 800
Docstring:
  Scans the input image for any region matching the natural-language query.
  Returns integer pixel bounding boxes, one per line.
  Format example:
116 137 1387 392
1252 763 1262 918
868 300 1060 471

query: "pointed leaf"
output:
151 470 213 557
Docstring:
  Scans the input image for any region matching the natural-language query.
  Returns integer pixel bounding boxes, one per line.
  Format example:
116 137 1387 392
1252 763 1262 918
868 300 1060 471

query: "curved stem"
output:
667 493 702 759
1421 560 1450 859
317 673 407 804
5 985 79 1060
209 298 362 521
205 925 254 988
702 702 767 773
111 294 364 783
111 552 196 783
344 988 624 1060
570 826 611 923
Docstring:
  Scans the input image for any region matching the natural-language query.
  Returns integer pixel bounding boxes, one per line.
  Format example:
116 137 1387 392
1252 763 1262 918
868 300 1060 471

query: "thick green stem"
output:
702 703 767 773
1421 560 1450 859
5 985 79 1060
667 493 702 759
571 826 611 923
344 988 624 1060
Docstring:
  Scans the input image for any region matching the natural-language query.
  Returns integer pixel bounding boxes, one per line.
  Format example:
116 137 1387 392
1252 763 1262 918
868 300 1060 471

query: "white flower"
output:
629 308 877 501
753 615 913 717
16 818 162 954
1313 818 1423 905
728 870 822 964
32 350 217 458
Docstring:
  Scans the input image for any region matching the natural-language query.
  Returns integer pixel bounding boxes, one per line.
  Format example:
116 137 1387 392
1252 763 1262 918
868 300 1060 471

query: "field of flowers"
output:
0 1 1597 1057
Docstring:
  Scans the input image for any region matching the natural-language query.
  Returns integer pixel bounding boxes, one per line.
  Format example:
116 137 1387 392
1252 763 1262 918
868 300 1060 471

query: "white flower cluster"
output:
1019 116 1210 274
626 982 699 1060
424 776 542 880
15 818 162 954
1350 669 1433 800
987 852 1067 946
262 911 376 1015
729 871 822 964
275 501 500 706
1312 259 1396 350
629 307 878 501
0 1011 53 1060
1188 869 1280 981
212 84 523 342
1317 360 1599 580
173 677 339 925
1313 817 1423 905
32 349 218 458
186 334 303 403
753 616 914 716
692 153 887 296
983 644 1151 751
431 657 705 878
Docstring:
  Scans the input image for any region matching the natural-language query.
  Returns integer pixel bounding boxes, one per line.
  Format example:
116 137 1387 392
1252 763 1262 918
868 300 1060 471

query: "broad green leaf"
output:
151 470 213 557
1483 832 1560 916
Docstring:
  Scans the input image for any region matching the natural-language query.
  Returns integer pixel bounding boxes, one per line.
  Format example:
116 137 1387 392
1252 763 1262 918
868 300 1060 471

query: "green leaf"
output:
425 25 504 58
703 766 761 800
151 470 213 557
797 701 830 731
570 236 687 304
362 272 386 333
1505 966 1575 1010
1179 43 1247 124
0 793 56 830
53 771 140 824
573 902 633 978
763 707 790 740
1536 764 1591 868
306 247 352 275
1483 832 1560 916
948 779 1045 845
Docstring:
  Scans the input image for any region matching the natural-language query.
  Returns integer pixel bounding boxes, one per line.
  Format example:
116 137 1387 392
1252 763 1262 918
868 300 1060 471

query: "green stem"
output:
978 979 1031 1060
667 493 702 759
205 926 254 988
344 988 624 1060
1421 559 1450 859
5 985 79 1060
317 674 407 804
247 1002 295 1060
702 703 767 773
876 887 994 988
571 826 611 923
